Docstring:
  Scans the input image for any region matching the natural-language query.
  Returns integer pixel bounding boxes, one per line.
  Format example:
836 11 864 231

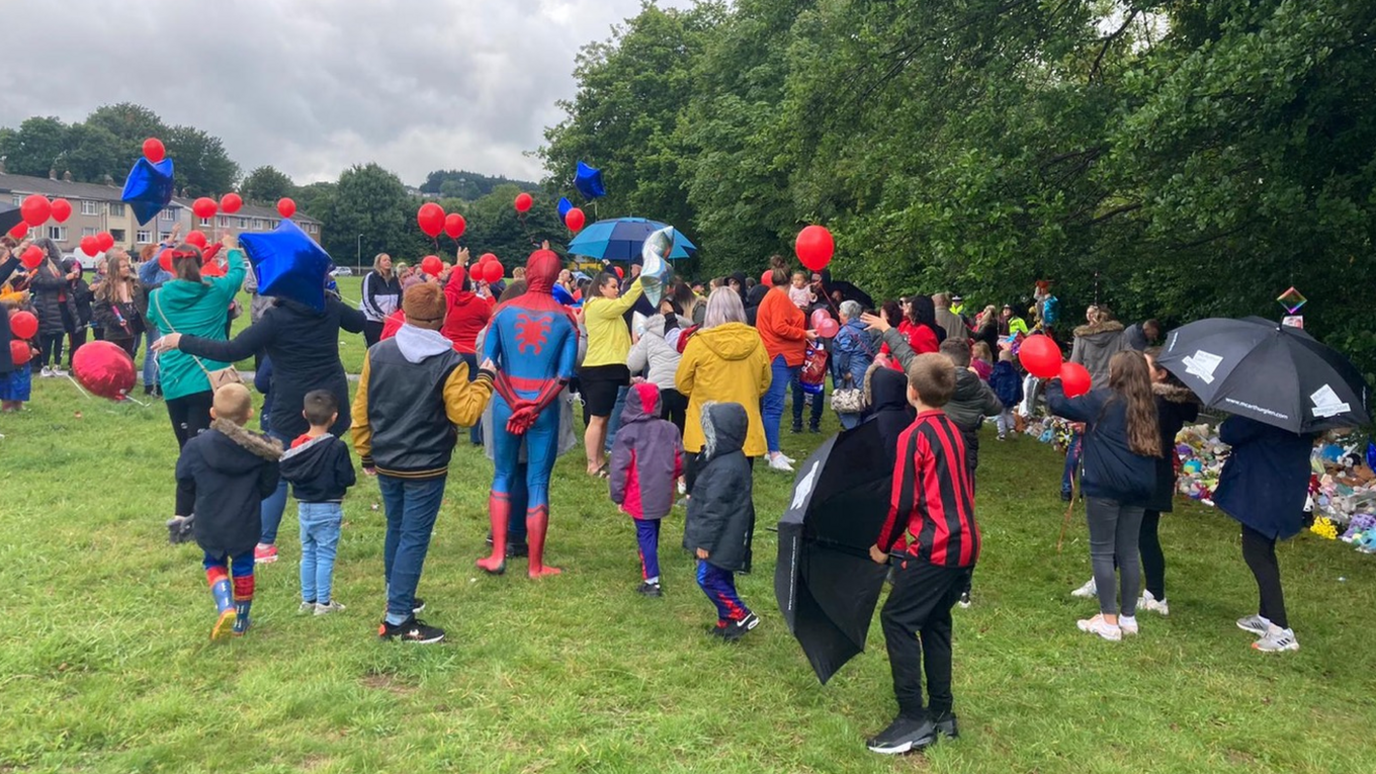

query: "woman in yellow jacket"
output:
580 270 645 475
674 286 772 493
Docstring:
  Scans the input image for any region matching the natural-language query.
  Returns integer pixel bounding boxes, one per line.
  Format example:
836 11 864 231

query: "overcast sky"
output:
0 0 691 186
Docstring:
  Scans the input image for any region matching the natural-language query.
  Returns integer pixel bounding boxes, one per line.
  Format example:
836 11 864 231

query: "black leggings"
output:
167 391 214 516
660 388 688 437
1241 523 1287 629
39 332 64 367
1139 510 1165 601
363 320 384 349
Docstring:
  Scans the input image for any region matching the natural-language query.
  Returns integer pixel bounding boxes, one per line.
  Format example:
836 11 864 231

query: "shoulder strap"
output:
153 290 219 379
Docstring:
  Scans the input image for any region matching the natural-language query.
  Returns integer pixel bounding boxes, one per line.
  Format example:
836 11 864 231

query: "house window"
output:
110 229 126 244
108 202 125 217
47 226 68 242
81 200 100 216
136 230 152 244
252 218 264 230
160 209 177 222
270 220 280 229
238 217 249 229
218 216 231 228
11 195 22 206
82 227 98 237
199 216 213 227
159 232 172 243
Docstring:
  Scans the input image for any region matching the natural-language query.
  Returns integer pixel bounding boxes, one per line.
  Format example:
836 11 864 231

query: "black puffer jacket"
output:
1145 382 1200 512
27 240 75 336
179 297 365 438
863 363 916 467
683 402 756 573
175 418 283 557
0 255 19 373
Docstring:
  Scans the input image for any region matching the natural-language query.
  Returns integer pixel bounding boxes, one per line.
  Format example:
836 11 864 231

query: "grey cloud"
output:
0 0 692 185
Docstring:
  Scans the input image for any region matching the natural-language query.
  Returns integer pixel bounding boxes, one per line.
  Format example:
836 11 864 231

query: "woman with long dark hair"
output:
1047 350 1160 642
91 249 144 357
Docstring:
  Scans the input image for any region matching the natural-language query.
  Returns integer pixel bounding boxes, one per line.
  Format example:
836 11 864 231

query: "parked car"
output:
330 266 354 277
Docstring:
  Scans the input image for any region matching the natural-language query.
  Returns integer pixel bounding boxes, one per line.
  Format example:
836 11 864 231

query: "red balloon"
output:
186 230 208 249
200 261 225 278
192 197 217 219
72 340 137 400
7 222 27 239
443 213 466 239
9 310 38 340
565 207 585 232
142 137 166 162
817 318 840 338
50 198 72 224
220 193 243 214
1018 334 1063 379
21 195 51 227
20 245 43 269
96 232 115 252
514 192 533 213
277 198 297 219
9 339 32 366
417 203 445 238
421 255 443 276
482 261 505 284
79 235 100 257
159 250 174 272
1059 361 1092 398
795 225 835 272
478 253 498 265
811 309 830 329
760 270 774 287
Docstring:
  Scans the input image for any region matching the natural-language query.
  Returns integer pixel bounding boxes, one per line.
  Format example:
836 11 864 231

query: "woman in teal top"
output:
146 234 248 520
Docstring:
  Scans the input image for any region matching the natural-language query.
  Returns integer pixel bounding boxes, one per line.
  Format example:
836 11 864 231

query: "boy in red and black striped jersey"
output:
866 353 981 755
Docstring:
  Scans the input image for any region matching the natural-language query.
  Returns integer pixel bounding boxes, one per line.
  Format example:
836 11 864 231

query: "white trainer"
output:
1077 614 1121 642
1118 615 1139 636
1252 625 1299 652
1138 590 1169 616
767 454 794 473
1236 614 1272 637
314 600 347 616
1071 577 1097 599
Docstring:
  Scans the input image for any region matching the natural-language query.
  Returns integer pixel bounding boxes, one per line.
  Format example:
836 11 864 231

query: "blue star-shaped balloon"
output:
557 196 574 219
574 161 605 199
239 219 335 312
121 158 176 225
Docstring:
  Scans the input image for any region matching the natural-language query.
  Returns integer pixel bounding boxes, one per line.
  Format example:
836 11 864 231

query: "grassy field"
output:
2 305 1376 773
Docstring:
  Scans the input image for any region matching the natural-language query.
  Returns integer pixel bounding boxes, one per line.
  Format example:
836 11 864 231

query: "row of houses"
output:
0 168 323 257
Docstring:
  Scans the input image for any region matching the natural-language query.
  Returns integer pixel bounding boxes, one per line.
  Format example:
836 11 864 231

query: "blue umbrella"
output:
567 217 697 261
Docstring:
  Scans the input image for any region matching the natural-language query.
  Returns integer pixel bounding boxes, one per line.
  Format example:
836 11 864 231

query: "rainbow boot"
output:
208 568 235 640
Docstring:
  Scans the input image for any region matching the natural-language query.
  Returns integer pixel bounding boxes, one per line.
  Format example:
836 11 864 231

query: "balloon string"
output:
65 374 93 400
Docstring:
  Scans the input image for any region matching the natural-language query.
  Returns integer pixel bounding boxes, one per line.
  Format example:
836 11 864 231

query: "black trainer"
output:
866 715 938 755
720 612 760 642
637 581 663 598
378 616 445 644
790 424 803 434
932 711 960 740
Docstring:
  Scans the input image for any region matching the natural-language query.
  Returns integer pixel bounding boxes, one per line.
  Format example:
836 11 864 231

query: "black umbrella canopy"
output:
776 421 893 684
0 203 23 236
1157 316 1371 433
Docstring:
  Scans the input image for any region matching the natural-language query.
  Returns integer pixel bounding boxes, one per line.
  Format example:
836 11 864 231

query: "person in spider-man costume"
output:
477 248 579 577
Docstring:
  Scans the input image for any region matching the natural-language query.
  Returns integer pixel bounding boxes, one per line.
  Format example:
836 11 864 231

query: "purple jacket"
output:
609 383 683 520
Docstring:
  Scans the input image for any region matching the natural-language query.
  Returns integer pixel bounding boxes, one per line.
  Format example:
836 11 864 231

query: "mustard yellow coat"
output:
674 322 772 456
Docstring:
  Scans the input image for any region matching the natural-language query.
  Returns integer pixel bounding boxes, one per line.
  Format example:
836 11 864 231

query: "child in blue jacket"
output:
988 350 1023 440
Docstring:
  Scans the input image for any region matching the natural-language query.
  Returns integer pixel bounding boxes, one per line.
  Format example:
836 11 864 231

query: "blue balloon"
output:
121 158 176 225
240 220 335 312
557 197 574 219
574 161 606 199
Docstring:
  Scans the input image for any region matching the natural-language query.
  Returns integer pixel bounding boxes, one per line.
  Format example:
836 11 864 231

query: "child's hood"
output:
204 418 283 474
394 323 453 363
279 433 340 482
701 401 747 459
865 363 910 414
620 382 663 425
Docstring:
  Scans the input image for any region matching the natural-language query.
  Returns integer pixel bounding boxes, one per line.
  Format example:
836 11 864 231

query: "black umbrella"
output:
1157 316 1371 433
825 280 874 311
0 203 23 236
775 421 893 684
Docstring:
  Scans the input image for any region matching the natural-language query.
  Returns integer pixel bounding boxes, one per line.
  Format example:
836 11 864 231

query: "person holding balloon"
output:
26 239 79 378
579 269 645 477
1061 305 1128 503
1045 350 1161 642
91 249 144 358
1 242 38 411
755 259 817 473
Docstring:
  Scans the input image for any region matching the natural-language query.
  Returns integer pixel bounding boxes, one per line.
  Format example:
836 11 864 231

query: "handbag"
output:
830 373 866 413
799 343 829 396
153 292 244 391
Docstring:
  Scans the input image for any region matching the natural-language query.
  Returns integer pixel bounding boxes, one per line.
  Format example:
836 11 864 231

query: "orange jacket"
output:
756 288 808 367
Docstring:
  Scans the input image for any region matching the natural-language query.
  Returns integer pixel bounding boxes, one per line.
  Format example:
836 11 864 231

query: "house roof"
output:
0 171 320 224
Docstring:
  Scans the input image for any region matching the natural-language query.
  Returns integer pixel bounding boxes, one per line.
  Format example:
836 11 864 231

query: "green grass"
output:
3 345 1376 772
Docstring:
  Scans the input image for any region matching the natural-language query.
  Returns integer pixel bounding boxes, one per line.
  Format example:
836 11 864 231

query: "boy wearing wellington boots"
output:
175 383 283 639
866 354 981 754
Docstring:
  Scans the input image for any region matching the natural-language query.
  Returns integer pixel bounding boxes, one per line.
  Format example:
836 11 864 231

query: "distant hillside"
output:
419 169 538 200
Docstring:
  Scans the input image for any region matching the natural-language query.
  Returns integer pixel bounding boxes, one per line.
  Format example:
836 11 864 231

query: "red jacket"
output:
755 288 808 367
441 269 493 354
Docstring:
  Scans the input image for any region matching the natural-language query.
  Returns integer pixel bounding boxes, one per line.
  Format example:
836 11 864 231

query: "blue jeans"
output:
761 355 797 453
792 371 823 430
143 328 159 386
378 474 447 624
259 429 291 544
603 384 630 454
298 502 343 604
1062 430 1083 495
838 411 862 431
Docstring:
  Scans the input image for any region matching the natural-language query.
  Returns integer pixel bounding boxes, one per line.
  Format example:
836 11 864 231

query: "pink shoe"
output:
254 544 278 564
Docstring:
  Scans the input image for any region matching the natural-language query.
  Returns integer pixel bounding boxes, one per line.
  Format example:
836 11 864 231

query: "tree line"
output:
539 0 1376 376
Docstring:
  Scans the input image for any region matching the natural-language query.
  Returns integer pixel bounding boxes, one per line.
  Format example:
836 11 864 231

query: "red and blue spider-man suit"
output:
477 249 578 577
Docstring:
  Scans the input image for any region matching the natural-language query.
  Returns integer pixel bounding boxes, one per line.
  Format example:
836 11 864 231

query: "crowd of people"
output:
0 233 1325 756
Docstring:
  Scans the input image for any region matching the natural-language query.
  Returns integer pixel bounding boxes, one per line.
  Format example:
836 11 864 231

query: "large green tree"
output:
0 116 70 178
165 125 239 196
240 165 297 204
